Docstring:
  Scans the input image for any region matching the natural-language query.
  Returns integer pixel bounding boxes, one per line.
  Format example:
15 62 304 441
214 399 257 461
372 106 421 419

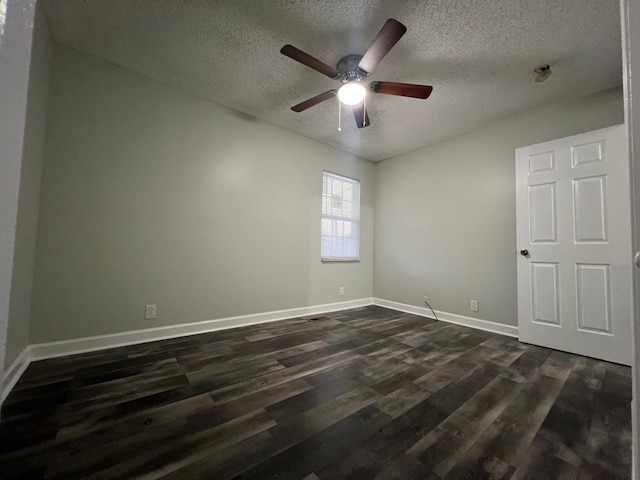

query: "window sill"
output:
321 258 361 263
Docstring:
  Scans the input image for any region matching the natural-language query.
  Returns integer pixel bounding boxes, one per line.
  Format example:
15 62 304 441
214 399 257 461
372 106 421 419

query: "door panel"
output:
573 176 608 242
531 262 560 325
529 183 558 243
571 140 604 167
528 151 555 173
575 263 612 334
516 125 632 365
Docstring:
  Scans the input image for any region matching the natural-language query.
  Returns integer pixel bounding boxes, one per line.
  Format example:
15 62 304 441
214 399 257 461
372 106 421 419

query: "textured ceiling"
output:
40 0 622 161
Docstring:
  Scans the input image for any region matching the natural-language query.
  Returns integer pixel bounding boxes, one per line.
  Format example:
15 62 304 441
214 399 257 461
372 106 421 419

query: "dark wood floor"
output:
0 306 632 479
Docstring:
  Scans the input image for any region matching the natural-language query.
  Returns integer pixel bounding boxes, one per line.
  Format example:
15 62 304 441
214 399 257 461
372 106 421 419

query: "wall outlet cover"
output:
145 304 157 319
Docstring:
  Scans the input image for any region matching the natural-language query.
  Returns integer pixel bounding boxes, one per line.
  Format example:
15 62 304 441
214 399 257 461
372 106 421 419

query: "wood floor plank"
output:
0 305 632 479
461 373 566 472
374 382 432 419
55 392 215 442
49 409 276 479
443 445 515 480
236 405 390 480
155 429 278 480
375 455 440 480
206 349 361 405
510 435 580 480
408 376 522 477
315 395 446 479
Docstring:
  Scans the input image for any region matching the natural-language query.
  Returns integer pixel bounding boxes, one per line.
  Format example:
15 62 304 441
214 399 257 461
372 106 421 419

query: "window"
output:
321 171 360 261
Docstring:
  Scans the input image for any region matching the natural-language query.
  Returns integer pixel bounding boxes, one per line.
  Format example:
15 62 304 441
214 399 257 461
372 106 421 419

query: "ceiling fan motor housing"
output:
337 55 367 83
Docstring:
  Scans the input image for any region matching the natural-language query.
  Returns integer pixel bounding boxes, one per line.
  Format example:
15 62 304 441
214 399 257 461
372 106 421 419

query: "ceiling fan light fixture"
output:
534 64 552 83
338 82 367 105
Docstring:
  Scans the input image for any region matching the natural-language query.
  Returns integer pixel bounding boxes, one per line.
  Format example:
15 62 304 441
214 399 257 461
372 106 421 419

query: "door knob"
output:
520 249 529 256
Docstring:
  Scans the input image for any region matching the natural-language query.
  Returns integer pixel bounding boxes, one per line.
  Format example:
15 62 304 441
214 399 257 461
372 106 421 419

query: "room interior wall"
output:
373 87 624 327
30 45 374 344
5 3 52 370
23 36 627 348
0 0 39 383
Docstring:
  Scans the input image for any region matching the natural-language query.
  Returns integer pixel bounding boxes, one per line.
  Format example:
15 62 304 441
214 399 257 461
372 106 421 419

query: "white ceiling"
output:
40 0 622 162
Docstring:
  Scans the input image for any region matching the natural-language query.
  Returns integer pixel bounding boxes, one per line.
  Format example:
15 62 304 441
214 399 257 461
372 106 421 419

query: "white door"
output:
516 125 633 365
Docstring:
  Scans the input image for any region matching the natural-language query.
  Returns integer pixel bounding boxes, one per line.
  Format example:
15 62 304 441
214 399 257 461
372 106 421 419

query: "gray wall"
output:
5 4 52 368
0 0 38 381
374 87 624 327
30 46 374 343
24 41 627 345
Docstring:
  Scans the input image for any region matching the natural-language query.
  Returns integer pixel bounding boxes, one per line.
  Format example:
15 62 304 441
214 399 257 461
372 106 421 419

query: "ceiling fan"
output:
280 19 433 129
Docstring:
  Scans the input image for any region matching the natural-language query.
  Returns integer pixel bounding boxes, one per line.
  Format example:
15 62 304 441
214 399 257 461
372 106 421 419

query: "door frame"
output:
620 0 639 476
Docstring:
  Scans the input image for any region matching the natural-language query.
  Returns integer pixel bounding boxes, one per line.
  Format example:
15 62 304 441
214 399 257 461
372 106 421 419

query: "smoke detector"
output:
534 65 552 83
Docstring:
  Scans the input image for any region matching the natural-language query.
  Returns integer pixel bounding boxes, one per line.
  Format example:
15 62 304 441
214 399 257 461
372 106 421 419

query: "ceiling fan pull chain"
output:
363 96 367 127
338 99 342 132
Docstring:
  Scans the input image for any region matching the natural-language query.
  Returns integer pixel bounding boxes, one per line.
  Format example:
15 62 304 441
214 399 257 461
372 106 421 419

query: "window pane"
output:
321 172 360 260
321 218 332 236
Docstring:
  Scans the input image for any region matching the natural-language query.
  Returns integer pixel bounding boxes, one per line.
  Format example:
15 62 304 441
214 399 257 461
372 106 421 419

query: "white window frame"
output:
321 171 360 262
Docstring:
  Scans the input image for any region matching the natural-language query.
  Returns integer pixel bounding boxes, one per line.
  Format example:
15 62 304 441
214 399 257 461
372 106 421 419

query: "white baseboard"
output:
3 296 517 405
2 346 32 403
373 298 519 338
28 298 375 361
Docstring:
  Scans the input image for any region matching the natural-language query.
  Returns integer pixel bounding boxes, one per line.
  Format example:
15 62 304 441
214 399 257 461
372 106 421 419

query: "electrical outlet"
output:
339 286 345 296
145 304 157 319
423 296 429 303
470 300 479 312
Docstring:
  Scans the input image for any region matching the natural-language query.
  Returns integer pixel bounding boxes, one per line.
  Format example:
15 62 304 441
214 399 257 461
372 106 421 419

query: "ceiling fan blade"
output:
291 90 337 112
358 19 407 74
352 102 371 128
371 81 433 99
280 44 340 79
